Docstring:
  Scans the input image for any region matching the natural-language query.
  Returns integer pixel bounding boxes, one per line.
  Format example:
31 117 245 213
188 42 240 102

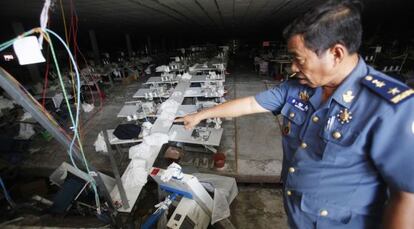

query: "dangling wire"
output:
44 28 101 213
38 0 51 47
0 176 16 208
59 0 77 107
68 0 102 137
42 42 50 108
0 27 102 214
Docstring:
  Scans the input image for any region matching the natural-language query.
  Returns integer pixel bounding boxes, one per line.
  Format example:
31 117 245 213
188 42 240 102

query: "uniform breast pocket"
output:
319 124 361 163
280 104 306 140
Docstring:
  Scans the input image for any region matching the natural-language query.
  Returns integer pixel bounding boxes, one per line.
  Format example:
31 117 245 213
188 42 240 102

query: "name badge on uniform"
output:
288 96 309 112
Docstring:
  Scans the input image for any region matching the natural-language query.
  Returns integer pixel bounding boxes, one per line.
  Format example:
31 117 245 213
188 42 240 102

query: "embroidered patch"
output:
288 96 309 112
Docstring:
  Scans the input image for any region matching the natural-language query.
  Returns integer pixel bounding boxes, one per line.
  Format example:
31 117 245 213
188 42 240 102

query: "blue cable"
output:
0 176 16 208
45 29 82 170
141 193 178 229
44 28 101 212
0 28 100 212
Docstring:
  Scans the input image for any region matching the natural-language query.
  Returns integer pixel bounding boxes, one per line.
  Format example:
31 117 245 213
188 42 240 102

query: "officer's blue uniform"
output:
255 58 414 228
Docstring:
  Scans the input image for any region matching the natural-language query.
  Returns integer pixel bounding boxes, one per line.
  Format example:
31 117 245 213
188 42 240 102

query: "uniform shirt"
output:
255 58 414 228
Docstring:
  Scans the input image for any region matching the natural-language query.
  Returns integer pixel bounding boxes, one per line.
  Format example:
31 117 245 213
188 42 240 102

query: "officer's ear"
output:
329 44 346 66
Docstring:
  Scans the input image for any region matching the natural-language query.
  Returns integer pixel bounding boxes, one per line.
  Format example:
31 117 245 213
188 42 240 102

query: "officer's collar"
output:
326 56 368 109
309 87 323 109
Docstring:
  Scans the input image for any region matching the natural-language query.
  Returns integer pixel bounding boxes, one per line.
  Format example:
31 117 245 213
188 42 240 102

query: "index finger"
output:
174 117 185 123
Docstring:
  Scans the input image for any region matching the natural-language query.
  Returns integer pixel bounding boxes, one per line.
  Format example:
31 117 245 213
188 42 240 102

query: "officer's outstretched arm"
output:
383 191 414 229
176 96 268 129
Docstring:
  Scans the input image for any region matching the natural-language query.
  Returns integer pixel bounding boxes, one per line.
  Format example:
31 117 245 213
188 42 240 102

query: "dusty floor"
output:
230 184 288 229
1 56 290 228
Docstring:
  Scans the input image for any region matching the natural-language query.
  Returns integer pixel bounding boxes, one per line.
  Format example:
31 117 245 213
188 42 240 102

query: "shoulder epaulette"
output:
361 74 414 104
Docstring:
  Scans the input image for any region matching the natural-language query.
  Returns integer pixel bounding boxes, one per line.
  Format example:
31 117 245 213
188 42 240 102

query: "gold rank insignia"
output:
372 79 386 88
391 89 414 104
362 74 414 104
337 108 352 124
365 75 386 87
299 90 310 102
342 90 354 103
387 87 400 95
365 75 373 81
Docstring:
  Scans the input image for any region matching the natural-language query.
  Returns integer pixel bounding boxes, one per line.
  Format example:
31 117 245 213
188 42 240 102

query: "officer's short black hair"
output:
283 0 363 56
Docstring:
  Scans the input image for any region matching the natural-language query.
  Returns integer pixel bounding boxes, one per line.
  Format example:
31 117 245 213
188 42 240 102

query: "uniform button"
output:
289 112 295 118
332 131 342 139
300 142 307 148
286 190 292 196
320 209 329 217
288 167 295 173
312 116 319 123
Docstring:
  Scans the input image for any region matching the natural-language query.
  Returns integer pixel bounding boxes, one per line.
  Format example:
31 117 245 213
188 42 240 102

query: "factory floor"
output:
1 56 289 228
19 58 284 181
230 183 288 229
226 58 288 228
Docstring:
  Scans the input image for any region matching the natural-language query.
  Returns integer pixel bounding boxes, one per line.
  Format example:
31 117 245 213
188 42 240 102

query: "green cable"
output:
0 29 38 52
0 30 82 171
45 30 101 212
46 30 94 179
1 29 101 212
44 32 81 169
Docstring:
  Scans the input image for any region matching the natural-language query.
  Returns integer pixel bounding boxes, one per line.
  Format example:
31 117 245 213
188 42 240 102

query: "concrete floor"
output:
5 56 290 228
231 184 288 229
221 60 289 228
230 64 284 180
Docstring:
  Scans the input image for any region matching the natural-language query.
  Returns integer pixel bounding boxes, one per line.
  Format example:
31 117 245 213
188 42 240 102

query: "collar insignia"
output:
342 90 354 103
299 90 310 102
337 108 353 124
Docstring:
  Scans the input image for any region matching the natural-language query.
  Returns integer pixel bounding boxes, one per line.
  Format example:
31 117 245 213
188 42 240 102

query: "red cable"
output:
67 0 103 136
70 0 96 106
71 0 104 109
42 53 49 108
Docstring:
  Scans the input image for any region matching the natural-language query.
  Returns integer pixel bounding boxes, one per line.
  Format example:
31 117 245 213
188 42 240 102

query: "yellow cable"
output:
4 28 100 210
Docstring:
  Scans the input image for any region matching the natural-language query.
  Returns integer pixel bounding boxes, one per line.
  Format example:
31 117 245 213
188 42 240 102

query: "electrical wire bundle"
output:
0 0 128 216
0 27 102 214
41 0 105 136
60 0 105 129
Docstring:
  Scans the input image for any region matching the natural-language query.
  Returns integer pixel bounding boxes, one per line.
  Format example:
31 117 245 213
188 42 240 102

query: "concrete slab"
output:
231 79 283 177
230 185 289 229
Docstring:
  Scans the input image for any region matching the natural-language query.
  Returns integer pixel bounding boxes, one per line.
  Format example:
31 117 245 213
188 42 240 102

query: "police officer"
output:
176 0 414 228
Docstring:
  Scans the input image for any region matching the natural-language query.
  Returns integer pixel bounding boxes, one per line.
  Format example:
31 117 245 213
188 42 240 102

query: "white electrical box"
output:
167 197 210 229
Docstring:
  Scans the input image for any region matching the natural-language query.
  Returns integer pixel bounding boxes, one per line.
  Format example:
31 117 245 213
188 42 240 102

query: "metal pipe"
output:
102 130 129 209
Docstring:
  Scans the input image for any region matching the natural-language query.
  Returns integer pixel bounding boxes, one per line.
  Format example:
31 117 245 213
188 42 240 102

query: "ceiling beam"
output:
250 0 272 26
232 0 235 28
150 0 206 29
193 0 220 30
261 0 313 28
255 0 292 26
128 0 188 26
241 0 254 27
213 0 225 28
